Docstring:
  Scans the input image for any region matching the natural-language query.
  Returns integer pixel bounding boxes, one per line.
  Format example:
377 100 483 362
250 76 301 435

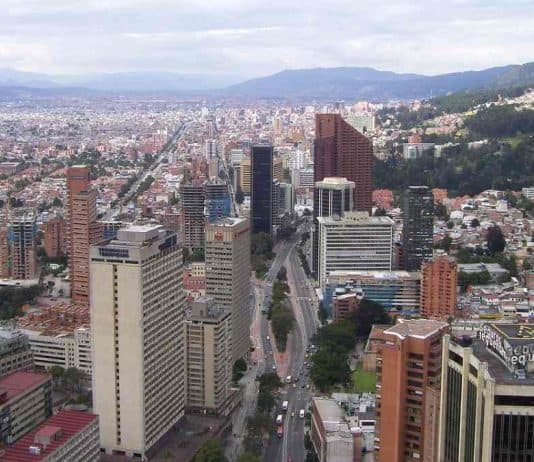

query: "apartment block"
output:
421 255 458 319
90 225 186 458
205 217 251 362
240 157 251 194
41 213 65 259
8 209 38 280
0 328 33 378
181 183 205 252
0 371 53 444
185 297 232 415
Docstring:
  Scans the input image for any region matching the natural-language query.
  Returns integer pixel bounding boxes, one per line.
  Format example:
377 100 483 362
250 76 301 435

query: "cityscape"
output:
0 1 534 462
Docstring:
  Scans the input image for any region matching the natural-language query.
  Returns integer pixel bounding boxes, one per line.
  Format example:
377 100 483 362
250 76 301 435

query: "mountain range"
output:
1 62 534 100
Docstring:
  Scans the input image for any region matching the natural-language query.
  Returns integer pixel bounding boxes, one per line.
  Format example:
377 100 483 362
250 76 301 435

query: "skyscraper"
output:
205 217 251 362
439 326 534 461
205 180 231 222
90 225 185 458
421 255 458 319
375 319 448 462
251 145 273 235
7 209 38 280
66 166 101 305
402 186 434 271
314 177 355 218
314 114 373 212
181 183 205 252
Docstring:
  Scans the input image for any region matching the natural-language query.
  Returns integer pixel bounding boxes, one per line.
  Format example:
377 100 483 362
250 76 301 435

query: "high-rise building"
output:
239 158 251 195
272 179 283 229
205 180 231 222
205 217 251 362
316 212 394 290
439 325 534 462
314 114 373 212
41 212 65 259
280 182 295 216
314 177 355 218
375 319 448 462
273 156 284 182
7 209 38 279
421 255 458 319
251 145 273 235
181 183 205 252
90 225 186 458
205 139 217 160
66 166 101 305
185 297 232 415
402 186 434 271
0 220 10 278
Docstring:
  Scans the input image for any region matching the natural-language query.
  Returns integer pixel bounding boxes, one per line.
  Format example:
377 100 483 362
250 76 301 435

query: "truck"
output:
282 400 289 412
277 425 284 438
276 414 283 425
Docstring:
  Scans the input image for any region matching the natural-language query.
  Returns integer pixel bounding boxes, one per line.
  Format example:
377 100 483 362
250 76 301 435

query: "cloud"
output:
0 0 532 79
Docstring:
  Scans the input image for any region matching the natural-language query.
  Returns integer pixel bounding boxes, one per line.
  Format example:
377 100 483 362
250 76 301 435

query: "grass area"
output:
503 134 530 149
351 366 376 393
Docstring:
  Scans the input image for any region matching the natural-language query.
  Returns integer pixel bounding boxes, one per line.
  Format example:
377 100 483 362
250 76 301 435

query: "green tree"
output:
49 365 65 385
257 390 276 413
276 266 287 281
258 373 282 393
193 439 228 462
237 453 260 462
52 197 63 208
232 358 247 383
63 367 87 393
487 225 506 253
351 299 391 338
251 233 273 257
310 349 351 392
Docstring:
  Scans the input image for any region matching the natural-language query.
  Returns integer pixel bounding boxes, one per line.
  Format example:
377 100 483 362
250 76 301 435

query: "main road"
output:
261 225 319 462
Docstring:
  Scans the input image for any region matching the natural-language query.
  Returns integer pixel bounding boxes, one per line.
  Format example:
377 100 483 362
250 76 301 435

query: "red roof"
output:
0 372 50 403
1 410 98 462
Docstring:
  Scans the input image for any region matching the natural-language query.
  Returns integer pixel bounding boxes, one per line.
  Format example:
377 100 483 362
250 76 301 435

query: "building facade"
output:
317 212 394 290
402 186 434 271
421 255 458 319
205 217 251 362
181 183 206 252
66 166 101 305
185 297 232 415
239 157 251 195
314 177 355 218
375 320 448 462
251 145 273 235
41 213 65 259
0 328 33 379
314 113 373 213
90 225 186 457
439 325 534 462
205 180 231 222
7 209 38 280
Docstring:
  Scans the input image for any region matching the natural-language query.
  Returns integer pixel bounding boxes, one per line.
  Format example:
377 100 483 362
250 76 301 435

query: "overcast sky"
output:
1 0 533 80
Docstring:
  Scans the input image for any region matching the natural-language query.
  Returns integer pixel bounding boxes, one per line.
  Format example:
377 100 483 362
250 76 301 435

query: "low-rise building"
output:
1 410 99 462
0 371 53 444
0 328 33 379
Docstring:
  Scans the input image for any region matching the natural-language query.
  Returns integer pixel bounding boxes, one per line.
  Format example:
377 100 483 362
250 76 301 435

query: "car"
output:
272 365 277 370
299 409 305 418
292 383 296 388
266 335 270 340
291 411 295 417
306 384 310 389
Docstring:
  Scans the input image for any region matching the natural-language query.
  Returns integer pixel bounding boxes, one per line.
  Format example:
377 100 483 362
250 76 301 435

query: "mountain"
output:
222 64 532 100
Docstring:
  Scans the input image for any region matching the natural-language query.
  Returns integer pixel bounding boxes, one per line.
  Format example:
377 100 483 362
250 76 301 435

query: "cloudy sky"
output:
1 0 533 80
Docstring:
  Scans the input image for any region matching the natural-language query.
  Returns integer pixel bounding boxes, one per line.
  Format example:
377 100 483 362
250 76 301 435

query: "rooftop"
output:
385 319 448 340
208 216 248 227
1 410 98 462
313 397 347 433
16 303 90 336
0 372 50 403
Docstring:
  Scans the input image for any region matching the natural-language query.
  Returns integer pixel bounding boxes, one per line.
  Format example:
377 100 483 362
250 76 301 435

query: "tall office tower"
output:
205 139 217 160
272 180 282 229
314 113 373 212
273 156 284 182
7 209 38 279
251 145 273 235
205 217 251 362
402 186 434 271
66 166 100 305
316 212 394 290
0 221 9 278
185 297 232 415
421 255 458 319
280 182 295 216
90 225 186 458
181 183 206 252
205 180 231 222
439 326 534 462
239 158 251 194
314 177 355 218
375 319 448 462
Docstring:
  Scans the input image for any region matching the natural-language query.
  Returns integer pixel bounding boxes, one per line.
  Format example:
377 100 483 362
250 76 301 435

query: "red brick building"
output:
41 214 65 259
420 255 458 319
314 114 373 213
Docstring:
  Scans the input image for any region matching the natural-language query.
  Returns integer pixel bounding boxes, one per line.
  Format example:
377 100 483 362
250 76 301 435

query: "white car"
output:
272 364 277 370
299 409 305 418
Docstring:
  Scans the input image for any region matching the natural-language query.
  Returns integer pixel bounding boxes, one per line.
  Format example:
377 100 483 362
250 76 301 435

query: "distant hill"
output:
221 64 533 100
1 62 533 100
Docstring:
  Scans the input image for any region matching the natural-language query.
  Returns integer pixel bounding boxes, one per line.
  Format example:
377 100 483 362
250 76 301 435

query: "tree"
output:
237 453 260 462
251 233 273 257
257 390 276 413
235 185 245 205
52 197 63 207
487 225 506 253
193 439 228 462
351 299 391 338
318 302 328 326
258 372 282 393
310 349 351 392
447 221 454 229
63 367 87 393
49 365 65 384
471 218 480 228
277 266 287 281
232 358 247 383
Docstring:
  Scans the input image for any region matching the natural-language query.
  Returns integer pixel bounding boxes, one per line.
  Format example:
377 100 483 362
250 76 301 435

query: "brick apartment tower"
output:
314 114 373 213
66 166 100 306
420 255 458 319
375 319 448 462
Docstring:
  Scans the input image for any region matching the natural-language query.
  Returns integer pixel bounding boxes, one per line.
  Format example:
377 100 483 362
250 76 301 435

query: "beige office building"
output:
185 297 232 415
90 225 186 458
240 158 251 194
205 217 251 362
